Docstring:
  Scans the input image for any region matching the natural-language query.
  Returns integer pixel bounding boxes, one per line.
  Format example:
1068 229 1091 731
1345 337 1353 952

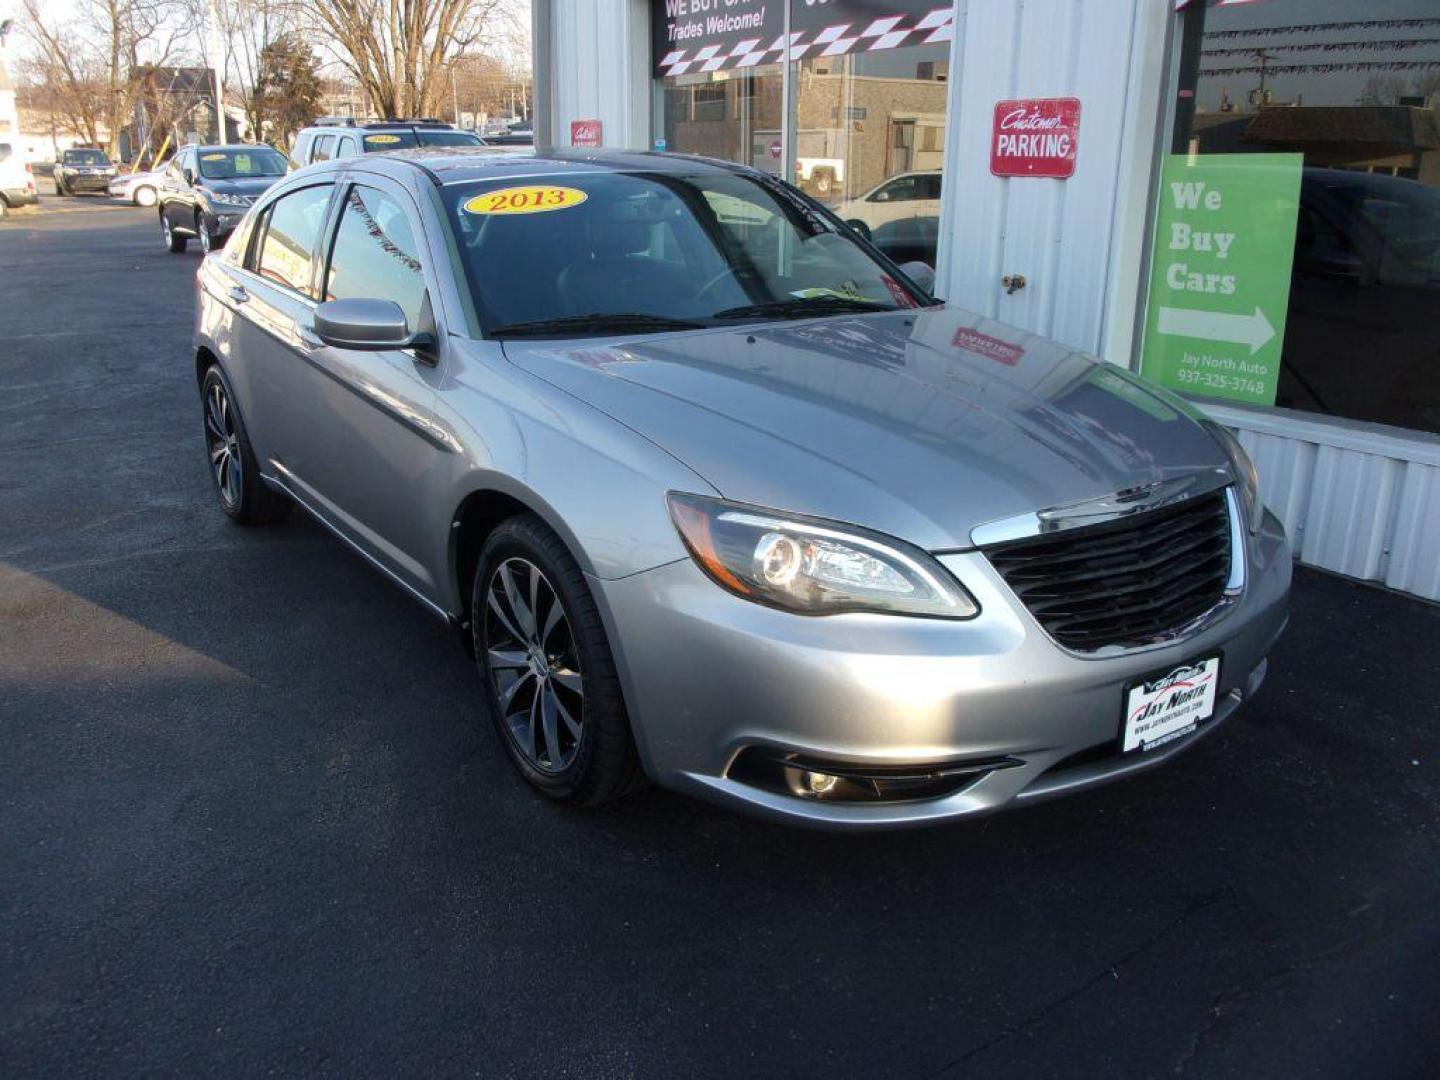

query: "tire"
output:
162 212 186 253
134 185 157 207
197 213 213 255
55 179 67 197
199 364 289 525
472 514 646 807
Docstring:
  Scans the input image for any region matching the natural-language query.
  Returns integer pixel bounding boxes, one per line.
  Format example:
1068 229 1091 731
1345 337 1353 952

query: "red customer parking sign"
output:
990 98 1081 178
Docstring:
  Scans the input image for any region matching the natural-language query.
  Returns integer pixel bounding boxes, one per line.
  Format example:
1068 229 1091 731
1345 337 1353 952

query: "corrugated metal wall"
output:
542 0 649 149
1208 404 1440 601
934 0 1170 365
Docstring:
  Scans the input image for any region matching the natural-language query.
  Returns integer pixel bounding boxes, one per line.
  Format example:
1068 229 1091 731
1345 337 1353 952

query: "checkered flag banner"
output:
658 8 955 78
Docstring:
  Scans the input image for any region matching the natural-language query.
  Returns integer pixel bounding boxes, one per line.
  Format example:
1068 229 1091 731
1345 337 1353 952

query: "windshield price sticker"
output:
364 134 402 144
463 186 588 216
1140 153 1302 406
201 153 226 161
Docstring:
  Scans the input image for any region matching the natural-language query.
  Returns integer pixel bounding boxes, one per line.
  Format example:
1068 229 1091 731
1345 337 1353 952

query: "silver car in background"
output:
192 149 1290 829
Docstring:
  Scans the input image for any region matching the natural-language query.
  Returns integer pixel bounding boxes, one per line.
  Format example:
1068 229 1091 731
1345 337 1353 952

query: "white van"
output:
0 140 39 218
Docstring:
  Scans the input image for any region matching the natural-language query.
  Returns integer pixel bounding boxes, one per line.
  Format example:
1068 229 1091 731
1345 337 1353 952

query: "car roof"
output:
184 143 280 152
300 146 761 187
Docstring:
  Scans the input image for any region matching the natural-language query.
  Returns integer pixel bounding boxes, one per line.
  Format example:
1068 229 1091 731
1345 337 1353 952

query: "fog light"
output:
804 770 839 796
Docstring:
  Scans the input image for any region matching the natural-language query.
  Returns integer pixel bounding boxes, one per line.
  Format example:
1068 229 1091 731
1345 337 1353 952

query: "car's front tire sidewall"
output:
471 517 644 807
199 365 287 526
134 186 156 207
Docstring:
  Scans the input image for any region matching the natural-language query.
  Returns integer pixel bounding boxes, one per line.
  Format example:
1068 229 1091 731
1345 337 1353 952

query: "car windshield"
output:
197 148 287 179
63 150 109 166
360 129 482 151
443 170 925 336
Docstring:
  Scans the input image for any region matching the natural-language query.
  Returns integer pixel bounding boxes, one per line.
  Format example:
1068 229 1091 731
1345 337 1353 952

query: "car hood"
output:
501 306 1231 551
200 176 281 197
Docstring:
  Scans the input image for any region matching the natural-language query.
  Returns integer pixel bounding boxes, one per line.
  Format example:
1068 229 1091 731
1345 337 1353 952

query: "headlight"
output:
208 191 250 207
667 493 978 618
1203 420 1262 534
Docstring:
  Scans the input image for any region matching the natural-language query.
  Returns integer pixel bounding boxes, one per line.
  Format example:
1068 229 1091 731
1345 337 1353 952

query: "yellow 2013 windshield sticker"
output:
365 134 402 144
201 153 227 161
463 186 588 216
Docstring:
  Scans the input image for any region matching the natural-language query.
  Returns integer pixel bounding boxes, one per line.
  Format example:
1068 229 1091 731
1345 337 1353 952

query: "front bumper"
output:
201 206 247 241
594 508 1291 829
59 172 112 192
2 187 39 207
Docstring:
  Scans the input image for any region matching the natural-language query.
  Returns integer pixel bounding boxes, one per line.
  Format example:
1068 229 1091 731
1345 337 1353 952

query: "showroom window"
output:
653 1 955 265
1140 0 1440 435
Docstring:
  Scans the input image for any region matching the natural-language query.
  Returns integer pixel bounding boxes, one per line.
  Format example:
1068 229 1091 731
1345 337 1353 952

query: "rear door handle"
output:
228 286 249 304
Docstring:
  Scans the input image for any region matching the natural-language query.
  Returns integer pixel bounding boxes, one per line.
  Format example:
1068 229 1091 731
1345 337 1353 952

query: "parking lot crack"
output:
925 887 1238 1077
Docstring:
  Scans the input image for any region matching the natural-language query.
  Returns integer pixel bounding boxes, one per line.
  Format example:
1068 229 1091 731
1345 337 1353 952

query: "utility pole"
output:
204 0 225 141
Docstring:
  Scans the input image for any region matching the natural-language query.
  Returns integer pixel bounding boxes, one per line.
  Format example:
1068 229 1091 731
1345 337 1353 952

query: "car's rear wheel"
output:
134 185 156 207
200 365 288 525
473 515 646 807
162 213 186 253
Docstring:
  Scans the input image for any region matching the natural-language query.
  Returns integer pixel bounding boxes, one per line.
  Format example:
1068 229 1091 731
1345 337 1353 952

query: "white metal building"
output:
532 0 1440 601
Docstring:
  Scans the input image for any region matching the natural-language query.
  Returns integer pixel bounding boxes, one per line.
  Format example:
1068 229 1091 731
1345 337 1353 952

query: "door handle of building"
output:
227 286 249 304
1002 274 1027 295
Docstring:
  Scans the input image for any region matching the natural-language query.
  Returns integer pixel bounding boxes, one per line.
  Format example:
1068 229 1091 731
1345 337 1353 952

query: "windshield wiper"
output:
711 296 893 320
489 312 706 338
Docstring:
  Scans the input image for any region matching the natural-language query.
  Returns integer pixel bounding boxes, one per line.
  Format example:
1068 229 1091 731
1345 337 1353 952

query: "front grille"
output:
985 489 1233 652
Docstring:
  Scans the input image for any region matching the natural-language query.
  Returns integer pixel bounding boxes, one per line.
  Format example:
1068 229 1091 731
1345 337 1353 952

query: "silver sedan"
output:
192 149 1290 828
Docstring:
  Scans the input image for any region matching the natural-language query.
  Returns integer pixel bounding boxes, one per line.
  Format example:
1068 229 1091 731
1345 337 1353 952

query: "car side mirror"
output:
845 218 872 241
899 260 936 296
313 298 436 352
182 168 196 185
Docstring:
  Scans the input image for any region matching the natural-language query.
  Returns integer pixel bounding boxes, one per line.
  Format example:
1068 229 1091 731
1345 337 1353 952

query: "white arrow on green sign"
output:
1140 153 1303 406
1156 305 1275 355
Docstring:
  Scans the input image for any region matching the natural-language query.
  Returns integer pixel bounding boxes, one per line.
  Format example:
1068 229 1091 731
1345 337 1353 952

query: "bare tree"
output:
20 0 189 156
301 0 519 119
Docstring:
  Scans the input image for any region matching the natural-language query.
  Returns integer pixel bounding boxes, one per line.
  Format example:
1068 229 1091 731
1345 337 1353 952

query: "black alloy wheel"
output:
472 515 646 806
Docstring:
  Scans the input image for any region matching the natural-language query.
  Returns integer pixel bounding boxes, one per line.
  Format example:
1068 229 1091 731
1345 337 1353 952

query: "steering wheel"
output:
694 265 745 304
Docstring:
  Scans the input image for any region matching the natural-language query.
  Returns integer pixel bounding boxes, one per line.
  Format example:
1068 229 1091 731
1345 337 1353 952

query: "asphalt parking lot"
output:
2 203 1438 1078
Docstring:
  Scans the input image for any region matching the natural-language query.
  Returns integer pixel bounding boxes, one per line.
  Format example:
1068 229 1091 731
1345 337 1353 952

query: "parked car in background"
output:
0 140 39 218
835 170 943 239
158 143 288 254
191 148 1289 828
108 161 169 207
290 118 486 167
54 148 117 196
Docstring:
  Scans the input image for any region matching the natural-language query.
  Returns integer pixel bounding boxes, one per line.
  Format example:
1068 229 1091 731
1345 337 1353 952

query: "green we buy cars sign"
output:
1141 153 1303 406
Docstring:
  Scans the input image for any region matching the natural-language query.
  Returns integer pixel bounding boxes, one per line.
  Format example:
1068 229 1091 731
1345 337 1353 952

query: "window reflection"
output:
1165 0 1440 433
325 187 427 329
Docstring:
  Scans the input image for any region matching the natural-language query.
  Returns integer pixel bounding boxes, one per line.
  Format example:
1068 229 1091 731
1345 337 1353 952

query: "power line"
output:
1203 38 1440 57
1204 18 1440 40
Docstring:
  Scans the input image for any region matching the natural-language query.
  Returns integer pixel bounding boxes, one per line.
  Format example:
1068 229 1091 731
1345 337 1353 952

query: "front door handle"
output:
228 286 249 304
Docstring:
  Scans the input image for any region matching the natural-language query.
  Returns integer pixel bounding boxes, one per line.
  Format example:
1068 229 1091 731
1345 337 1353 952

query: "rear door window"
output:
251 185 334 297
311 135 335 163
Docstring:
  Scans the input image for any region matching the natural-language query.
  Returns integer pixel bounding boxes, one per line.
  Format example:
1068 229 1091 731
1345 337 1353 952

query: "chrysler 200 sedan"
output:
192 149 1290 828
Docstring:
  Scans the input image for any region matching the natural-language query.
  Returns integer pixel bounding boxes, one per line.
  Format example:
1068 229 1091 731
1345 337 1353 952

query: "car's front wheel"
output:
133 185 156 207
199 365 288 525
472 515 646 807
197 212 214 254
162 212 186 253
